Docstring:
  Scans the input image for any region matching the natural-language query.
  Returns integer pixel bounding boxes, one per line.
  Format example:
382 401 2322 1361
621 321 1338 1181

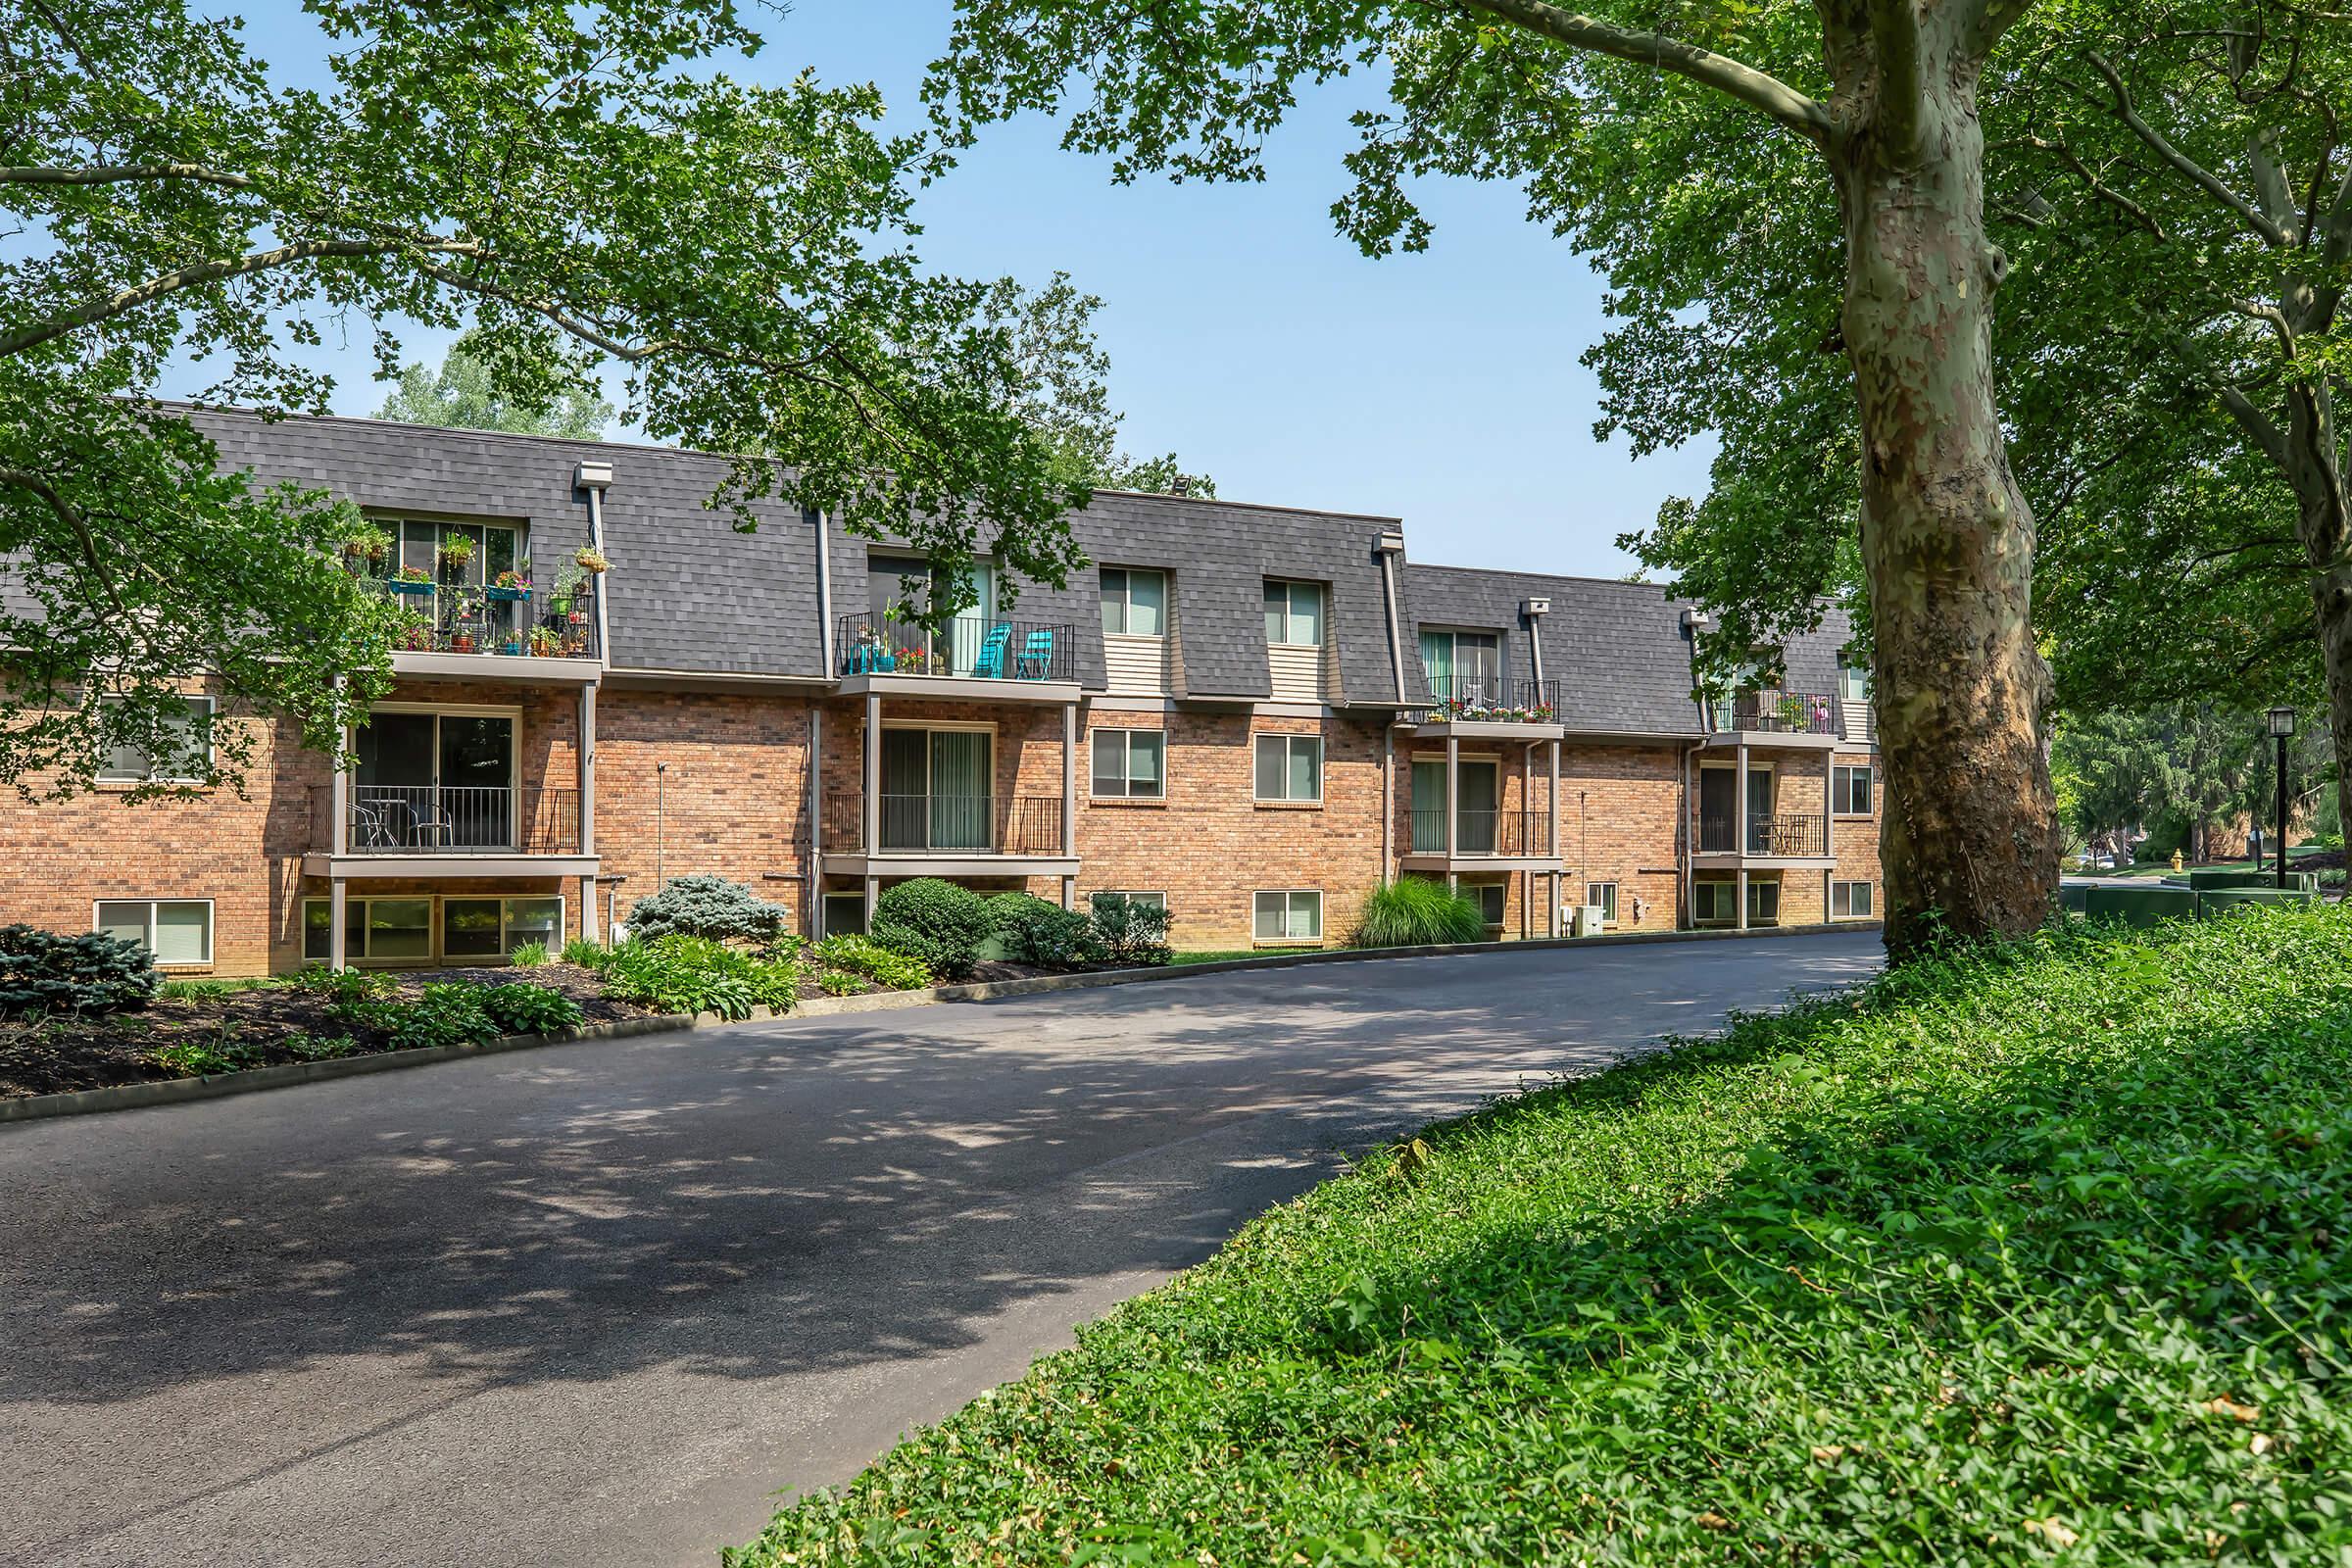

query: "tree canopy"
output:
374 330 613 441
3 0 1104 795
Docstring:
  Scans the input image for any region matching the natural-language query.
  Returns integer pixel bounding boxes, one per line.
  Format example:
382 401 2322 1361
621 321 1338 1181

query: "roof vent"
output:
574 460 613 491
1522 596 1550 617
1680 607 1714 632
1374 529 1406 556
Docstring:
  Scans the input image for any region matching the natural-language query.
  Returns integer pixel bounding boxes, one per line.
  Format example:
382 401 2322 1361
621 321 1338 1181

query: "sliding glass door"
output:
879 728 993 852
353 711 516 851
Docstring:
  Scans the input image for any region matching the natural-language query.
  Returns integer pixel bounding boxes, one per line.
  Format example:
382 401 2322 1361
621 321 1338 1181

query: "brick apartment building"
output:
1 410 1885 975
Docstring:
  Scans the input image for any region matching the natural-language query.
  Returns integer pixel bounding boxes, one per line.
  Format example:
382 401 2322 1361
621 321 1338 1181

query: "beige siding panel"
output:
1103 633 1172 696
1841 698 1876 748
1268 643 1327 703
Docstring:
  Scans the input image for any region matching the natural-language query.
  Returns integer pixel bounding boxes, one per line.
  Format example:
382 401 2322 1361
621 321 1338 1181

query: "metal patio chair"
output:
1013 627 1055 680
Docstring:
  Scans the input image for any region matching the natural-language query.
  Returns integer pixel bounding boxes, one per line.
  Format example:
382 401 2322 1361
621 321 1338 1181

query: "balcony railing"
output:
311 785 582 855
836 615 1074 683
1697 812 1826 857
1418 674 1561 724
824 791 1066 856
1408 807 1554 857
1711 689 1835 735
356 569 600 661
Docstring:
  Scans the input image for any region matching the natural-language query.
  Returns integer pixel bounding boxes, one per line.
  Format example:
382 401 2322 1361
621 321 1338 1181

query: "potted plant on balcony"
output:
343 526 392 567
528 625 563 658
574 544 610 573
398 613 434 651
486 568 530 602
437 531 475 572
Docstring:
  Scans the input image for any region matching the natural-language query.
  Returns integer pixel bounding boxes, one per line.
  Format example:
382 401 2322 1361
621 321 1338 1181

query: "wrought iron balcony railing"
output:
310 785 582 856
355 567 600 661
823 791 1066 856
1697 811 1826 857
1417 674 1561 724
1710 688 1835 735
836 615 1074 683
1408 807 1555 857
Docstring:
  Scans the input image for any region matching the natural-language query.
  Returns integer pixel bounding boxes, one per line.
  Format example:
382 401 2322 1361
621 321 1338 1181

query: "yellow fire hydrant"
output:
2171 849 2185 874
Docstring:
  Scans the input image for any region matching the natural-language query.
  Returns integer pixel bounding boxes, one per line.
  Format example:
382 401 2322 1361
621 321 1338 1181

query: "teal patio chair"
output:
1014 627 1056 680
970 623 1014 679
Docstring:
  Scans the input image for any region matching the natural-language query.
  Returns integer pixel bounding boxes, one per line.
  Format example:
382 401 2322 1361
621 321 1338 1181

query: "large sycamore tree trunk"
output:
1831 15 2063 959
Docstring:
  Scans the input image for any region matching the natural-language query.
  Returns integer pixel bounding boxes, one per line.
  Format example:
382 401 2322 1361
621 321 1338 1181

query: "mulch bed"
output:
0 962 655 1102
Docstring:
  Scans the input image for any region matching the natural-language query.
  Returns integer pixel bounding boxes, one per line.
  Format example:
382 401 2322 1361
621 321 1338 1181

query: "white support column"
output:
863 691 881 855
1738 867 1750 931
328 876 348 972
1062 702 1077 858
807 706 824 937
1736 743 1750 858
1548 739 1561 864
1061 875 1075 912
1824 750 1836 862
1445 732 1459 860
863 875 878 926
578 683 599 944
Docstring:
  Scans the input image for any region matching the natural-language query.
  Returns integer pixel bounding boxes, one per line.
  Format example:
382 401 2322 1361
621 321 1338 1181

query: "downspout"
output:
574 461 613 941
1375 530 1409 707
1376 529 1409 890
813 506 836 676
575 462 614 672
808 508 834 935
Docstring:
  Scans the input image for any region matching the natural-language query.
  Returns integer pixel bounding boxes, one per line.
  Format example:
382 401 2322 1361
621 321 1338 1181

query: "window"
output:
1262 579 1324 646
298 897 437 962
95 899 213 964
1833 880 1875 918
822 892 868 939
1418 628 1502 702
1833 764 1875 816
1253 733 1323 802
1839 657 1873 703
1092 891 1167 912
1100 567 1167 637
441 897 564 958
1092 728 1166 799
97 696 215 784
1694 880 1737 924
1749 878 1782 924
1586 882 1619 924
1469 882 1505 929
1253 890 1323 942
396 518 524 586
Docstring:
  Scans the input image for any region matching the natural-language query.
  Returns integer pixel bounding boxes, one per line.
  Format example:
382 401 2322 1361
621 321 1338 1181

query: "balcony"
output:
835 614 1077 700
358 570 601 674
1408 808 1555 858
304 785 595 877
819 789 1075 875
1413 674 1564 736
1709 689 1835 738
1696 811 1827 858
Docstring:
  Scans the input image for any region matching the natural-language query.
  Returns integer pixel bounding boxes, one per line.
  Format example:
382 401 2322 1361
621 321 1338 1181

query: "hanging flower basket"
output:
575 545 610 573
484 584 530 603
388 568 435 596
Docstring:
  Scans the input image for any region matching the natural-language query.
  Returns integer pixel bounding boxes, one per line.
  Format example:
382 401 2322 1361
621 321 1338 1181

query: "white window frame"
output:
821 891 868 939
1252 889 1323 943
1838 658 1872 703
439 895 567 961
1467 881 1506 930
93 898 215 966
1749 878 1782 924
1262 578 1325 647
391 515 529 585
1090 727 1167 800
1586 881 1620 925
1099 566 1168 637
1418 626 1503 697
1833 763 1875 816
1832 880 1875 919
1693 880 1738 924
1091 890 1167 911
1253 733 1324 803
299 895 437 965
96 695 216 785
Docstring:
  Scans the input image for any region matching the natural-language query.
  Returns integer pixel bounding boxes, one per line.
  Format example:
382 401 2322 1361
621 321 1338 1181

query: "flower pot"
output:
484 585 529 603
387 578 435 596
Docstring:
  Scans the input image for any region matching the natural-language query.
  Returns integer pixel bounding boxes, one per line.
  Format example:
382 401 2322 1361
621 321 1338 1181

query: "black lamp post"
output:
2269 707 2296 890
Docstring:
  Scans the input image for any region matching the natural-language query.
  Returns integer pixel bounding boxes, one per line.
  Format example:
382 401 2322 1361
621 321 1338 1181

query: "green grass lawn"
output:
731 910 2352 1566
1167 947 1322 965
2097 845 2334 880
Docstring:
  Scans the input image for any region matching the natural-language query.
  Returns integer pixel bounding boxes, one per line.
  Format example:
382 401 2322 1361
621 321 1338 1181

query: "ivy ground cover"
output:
733 909 2352 1565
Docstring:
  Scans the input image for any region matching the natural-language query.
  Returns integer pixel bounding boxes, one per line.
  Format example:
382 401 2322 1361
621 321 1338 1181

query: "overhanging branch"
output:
2083 51 2288 246
0 164 255 190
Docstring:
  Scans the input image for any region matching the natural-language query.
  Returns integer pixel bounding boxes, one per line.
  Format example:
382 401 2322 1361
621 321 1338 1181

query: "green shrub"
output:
596 935 796 1020
507 939 550 967
560 936 605 967
0 925 160 1016
731 909 2352 1568
287 1034 359 1061
476 981 585 1036
810 935 932 991
148 1034 258 1076
871 878 991 981
1089 894 1174 966
290 964 393 1007
623 875 788 944
368 983 499 1052
818 969 862 997
987 892 1103 969
1348 877 1487 948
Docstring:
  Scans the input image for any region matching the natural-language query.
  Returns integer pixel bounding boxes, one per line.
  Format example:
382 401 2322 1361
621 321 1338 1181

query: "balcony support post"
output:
1061 701 1077 861
807 706 823 937
328 876 348 973
1824 750 1836 864
578 683 600 944
1548 739 1561 864
1738 867 1750 931
1445 733 1458 860
863 691 881 856
1736 743 1750 858
330 678 351 856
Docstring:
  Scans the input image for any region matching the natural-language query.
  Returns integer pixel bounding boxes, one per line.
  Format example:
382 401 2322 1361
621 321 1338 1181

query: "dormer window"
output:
1263 579 1323 647
1418 628 1500 703
394 518 525 586
1839 656 1873 702
1100 567 1166 636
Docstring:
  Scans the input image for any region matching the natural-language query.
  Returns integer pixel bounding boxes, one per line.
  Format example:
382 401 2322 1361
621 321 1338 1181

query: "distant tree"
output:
2053 703 2331 862
992 273 1215 498
375 330 612 440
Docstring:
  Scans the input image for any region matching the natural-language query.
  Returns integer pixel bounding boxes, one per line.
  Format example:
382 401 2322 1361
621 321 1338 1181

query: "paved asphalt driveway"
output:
2 933 1881 1568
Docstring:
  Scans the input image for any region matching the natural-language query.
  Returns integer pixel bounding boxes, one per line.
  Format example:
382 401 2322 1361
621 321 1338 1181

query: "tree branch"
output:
0 164 255 190
2216 380 2292 468
2082 50 2288 246
0 236 485 360
0 466 126 616
1867 0 1924 157
1459 0 1835 143
2007 134 2168 238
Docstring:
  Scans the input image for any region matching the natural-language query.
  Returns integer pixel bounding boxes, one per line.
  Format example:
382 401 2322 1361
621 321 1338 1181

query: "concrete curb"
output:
0 921 1881 1124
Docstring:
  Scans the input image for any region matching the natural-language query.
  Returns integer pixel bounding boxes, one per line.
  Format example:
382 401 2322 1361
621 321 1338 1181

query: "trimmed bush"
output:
476 981 585 1035
871 879 991 981
366 983 500 1052
595 935 796 1020
810 935 931 991
988 892 1103 969
622 875 788 944
0 925 160 1016
1348 877 1487 948
2198 886 2322 917
559 936 605 967
2084 884 2196 927
1089 894 1173 966
507 939 550 967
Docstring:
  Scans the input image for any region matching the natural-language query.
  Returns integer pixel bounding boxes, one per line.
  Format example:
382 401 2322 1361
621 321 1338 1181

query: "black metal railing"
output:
311 785 581 855
1710 688 1835 735
355 568 600 661
1419 674 1560 724
836 615 1074 683
1409 807 1554 857
824 791 1066 856
1698 811 1826 857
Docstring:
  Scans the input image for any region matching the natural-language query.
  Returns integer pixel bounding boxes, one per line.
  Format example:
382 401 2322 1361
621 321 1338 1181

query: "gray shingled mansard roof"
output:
1403 564 1708 738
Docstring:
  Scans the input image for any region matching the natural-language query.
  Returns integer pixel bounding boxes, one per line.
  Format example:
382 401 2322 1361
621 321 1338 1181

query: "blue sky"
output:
172 0 1716 578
